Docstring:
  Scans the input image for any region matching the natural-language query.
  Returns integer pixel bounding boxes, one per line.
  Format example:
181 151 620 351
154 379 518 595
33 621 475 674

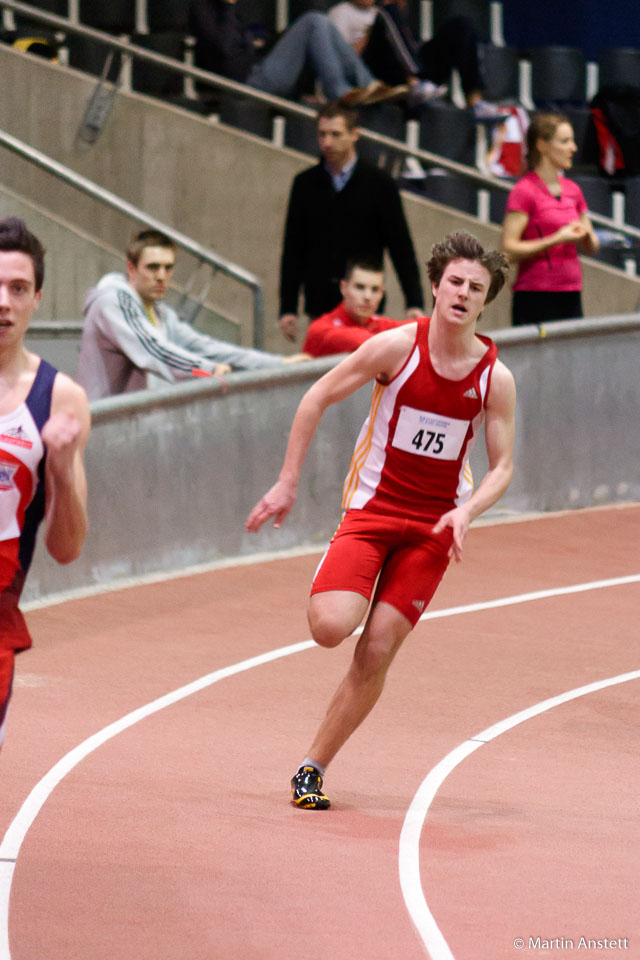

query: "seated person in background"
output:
329 0 507 119
189 0 406 106
78 229 304 401
302 256 407 356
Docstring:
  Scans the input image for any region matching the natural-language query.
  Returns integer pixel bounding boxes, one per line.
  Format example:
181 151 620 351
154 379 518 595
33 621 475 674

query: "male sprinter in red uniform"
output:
0 218 90 752
246 231 516 809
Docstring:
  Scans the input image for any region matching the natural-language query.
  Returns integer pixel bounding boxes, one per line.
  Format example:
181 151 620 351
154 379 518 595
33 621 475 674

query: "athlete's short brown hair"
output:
427 231 509 306
0 217 46 291
126 229 175 266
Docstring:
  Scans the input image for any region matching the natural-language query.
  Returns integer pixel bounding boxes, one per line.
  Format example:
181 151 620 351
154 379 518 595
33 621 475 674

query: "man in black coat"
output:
279 102 424 342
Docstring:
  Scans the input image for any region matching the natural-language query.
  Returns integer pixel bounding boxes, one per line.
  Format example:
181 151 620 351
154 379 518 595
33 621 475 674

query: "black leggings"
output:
511 290 584 326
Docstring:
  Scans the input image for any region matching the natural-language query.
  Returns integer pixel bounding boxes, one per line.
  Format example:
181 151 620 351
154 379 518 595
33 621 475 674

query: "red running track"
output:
1 505 639 960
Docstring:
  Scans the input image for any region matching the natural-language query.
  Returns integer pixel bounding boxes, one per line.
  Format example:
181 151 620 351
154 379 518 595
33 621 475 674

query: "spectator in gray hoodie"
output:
78 229 305 400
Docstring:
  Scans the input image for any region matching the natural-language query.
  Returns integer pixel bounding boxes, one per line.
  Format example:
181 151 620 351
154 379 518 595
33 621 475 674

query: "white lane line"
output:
1 572 639 959
399 668 640 959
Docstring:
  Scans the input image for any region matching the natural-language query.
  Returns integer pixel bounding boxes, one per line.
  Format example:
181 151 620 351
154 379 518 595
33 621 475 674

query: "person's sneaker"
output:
407 80 448 108
291 765 331 809
472 100 511 124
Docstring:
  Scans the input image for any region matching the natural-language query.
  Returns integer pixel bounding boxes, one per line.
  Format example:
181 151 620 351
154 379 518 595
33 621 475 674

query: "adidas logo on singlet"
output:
463 387 478 399
412 599 425 613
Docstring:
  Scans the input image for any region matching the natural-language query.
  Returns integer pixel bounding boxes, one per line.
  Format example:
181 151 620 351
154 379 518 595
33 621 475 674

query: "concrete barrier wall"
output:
1 46 639 354
23 316 640 604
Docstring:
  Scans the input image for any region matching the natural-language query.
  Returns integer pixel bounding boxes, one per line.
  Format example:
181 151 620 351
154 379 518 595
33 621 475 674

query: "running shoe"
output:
291 765 331 809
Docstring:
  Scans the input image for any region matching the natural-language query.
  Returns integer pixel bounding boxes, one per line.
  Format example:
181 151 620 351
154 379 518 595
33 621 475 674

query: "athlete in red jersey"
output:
302 257 406 358
0 218 90 752
246 232 516 809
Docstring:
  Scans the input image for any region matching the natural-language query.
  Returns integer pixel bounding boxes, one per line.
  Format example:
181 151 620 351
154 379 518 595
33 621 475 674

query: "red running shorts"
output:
311 510 452 627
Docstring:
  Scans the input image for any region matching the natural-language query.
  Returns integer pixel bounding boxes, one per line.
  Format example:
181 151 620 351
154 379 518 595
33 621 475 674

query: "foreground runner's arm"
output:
245 326 416 532
432 359 516 562
42 373 91 564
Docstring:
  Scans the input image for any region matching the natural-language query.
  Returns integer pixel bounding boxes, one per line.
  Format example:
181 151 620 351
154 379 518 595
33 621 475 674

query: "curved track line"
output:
398 668 640 959
1 572 639 959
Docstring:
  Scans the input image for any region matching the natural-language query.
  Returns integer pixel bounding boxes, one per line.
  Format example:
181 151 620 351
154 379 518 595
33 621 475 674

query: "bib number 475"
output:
412 429 445 455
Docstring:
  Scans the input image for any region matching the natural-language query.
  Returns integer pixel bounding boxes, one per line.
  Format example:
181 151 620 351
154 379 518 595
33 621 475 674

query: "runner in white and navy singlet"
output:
0 217 90 752
0 358 57 653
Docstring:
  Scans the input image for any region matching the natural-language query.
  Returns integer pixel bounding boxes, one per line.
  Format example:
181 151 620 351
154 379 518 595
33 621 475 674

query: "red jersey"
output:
342 317 498 522
302 302 406 357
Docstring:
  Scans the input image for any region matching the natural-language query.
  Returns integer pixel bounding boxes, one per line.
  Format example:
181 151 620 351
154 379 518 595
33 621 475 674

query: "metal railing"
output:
0 132 266 346
1 0 640 259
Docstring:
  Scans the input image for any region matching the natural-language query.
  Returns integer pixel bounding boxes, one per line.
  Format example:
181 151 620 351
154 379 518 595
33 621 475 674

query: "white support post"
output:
450 69 465 109
519 59 534 111
119 38 132 92
67 0 79 24
276 0 288 33
420 0 432 41
406 119 420 152
272 115 285 149
586 61 599 102
184 38 197 99
477 188 491 223
490 2 505 47
612 191 625 226
135 0 148 34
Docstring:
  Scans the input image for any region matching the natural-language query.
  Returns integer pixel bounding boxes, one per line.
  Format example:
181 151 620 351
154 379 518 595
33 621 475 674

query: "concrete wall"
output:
0 45 639 354
23 316 640 604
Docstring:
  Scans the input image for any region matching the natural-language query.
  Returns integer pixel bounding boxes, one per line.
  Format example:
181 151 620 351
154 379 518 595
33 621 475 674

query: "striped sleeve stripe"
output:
117 291 199 373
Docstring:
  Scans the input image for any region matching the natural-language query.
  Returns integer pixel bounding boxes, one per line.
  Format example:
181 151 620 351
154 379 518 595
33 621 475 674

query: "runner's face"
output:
317 117 358 170
127 245 175 305
0 251 41 351
431 259 491 327
340 267 384 323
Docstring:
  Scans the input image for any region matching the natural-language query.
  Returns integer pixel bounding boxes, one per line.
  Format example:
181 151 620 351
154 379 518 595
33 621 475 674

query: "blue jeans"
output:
247 12 374 100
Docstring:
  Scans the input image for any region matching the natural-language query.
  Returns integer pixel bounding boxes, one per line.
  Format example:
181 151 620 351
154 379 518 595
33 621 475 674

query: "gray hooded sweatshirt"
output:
78 272 281 400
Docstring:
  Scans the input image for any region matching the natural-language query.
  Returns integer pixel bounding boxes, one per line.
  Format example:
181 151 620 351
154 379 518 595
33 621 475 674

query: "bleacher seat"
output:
417 102 476 167
240 0 278 36
431 0 492 41
408 171 479 215
131 32 190 97
147 1 191 33
489 183 512 224
10 0 67 41
17 0 67 13
624 176 640 228
66 34 122 82
528 46 587 107
479 43 519 103
283 111 319 155
79 0 135 33
598 48 640 90
566 174 613 218
356 102 407 167
216 92 274 139
562 106 598 172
